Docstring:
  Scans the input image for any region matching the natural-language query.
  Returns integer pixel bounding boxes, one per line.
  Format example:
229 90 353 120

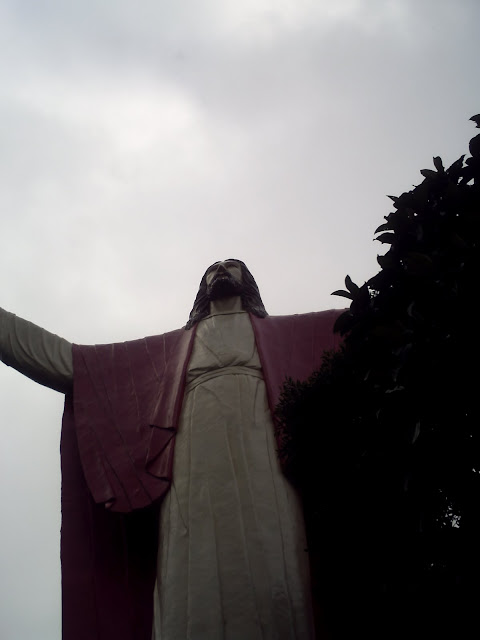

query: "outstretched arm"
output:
0 307 73 393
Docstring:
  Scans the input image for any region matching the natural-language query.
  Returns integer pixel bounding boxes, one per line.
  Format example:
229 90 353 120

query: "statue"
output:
0 259 342 640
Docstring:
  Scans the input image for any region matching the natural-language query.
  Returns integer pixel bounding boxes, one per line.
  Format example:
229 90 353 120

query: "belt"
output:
185 365 264 393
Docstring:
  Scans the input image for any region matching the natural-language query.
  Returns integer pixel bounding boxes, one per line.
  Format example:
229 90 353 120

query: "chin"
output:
207 276 243 301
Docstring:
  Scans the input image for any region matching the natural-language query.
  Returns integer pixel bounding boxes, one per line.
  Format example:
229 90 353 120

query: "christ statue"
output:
0 259 342 640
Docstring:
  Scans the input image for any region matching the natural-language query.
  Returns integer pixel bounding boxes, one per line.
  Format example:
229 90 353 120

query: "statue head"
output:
185 259 268 329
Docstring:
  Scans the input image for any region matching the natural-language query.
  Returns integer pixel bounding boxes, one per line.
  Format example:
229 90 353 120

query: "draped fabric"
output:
61 309 342 640
61 404 161 640
71 329 196 513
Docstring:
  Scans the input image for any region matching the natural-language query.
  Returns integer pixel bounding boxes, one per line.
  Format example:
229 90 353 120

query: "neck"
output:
209 295 243 316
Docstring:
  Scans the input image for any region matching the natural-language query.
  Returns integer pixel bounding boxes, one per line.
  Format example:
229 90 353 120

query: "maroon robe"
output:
60 310 342 640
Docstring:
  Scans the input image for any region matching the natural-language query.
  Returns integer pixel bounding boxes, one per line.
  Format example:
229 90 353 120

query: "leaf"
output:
385 385 405 394
403 251 434 275
446 155 465 180
331 289 354 300
377 253 395 269
433 156 444 172
367 271 388 290
406 302 424 323
450 233 468 249
350 283 371 312
345 275 359 294
469 133 480 158
374 222 390 234
470 114 480 128
375 232 395 244
420 169 438 179
412 421 421 444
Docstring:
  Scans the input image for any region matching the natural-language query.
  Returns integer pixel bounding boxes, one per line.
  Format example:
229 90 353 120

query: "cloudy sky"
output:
0 0 478 637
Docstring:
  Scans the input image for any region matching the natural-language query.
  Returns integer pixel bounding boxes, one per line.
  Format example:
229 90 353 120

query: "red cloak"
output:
60 310 342 640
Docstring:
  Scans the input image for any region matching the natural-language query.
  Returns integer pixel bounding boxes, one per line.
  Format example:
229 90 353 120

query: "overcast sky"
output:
0 1 478 638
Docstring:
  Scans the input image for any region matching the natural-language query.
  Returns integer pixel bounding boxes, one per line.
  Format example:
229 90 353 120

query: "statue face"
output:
205 260 243 300
205 260 242 286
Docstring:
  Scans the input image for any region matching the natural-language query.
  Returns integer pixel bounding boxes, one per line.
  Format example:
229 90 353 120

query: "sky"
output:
0 0 478 637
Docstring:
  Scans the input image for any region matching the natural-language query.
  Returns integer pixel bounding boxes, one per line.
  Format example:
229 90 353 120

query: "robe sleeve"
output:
0 306 73 393
71 327 195 513
251 309 344 412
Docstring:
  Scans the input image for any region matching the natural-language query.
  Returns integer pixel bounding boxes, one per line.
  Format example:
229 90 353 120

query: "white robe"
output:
154 311 314 639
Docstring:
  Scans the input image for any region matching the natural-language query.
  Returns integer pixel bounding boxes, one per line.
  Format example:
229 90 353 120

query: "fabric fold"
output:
146 430 176 478
71 328 196 513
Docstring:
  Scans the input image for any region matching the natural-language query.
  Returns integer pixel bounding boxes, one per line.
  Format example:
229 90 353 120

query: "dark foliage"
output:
276 116 480 639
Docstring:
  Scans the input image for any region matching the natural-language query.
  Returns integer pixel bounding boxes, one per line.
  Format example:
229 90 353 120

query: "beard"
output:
206 273 244 301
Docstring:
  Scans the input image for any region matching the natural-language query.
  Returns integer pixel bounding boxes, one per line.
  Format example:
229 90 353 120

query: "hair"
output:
185 259 268 329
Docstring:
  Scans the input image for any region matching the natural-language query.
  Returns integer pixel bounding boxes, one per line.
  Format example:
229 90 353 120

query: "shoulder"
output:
73 326 184 348
255 309 345 327
73 326 186 360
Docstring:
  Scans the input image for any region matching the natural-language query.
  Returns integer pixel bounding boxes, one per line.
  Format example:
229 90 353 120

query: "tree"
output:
276 116 480 639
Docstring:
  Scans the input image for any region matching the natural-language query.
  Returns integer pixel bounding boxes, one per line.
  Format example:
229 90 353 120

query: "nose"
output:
211 262 229 277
